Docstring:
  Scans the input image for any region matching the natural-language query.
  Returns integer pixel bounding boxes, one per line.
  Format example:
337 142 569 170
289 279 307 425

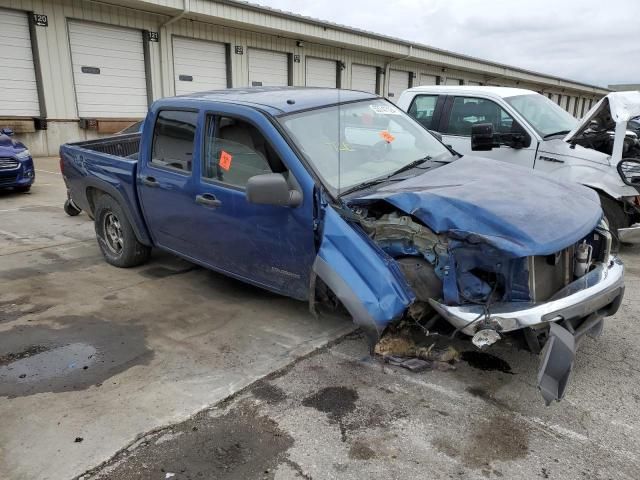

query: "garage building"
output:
0 0 610 156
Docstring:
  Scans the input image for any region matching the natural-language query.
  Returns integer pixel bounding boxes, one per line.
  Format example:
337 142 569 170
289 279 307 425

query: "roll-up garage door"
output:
173 37 227 95
351 64 377 93
387 70 409 102
68 21 148 118
445 77 463 86
419 74 438 86
248 49 288 87
0 9 40 116
306 57 337 88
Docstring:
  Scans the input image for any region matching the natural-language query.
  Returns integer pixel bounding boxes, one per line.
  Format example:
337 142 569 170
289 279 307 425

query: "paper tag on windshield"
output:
219 150 232 171
379 130 395 143
369 104 401 115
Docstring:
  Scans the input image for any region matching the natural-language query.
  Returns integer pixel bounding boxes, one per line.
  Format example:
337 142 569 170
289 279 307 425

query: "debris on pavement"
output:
374 329 460 372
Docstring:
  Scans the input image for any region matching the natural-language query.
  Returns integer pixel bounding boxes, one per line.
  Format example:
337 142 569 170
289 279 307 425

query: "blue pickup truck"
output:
60 87 625 404
0 128 35 192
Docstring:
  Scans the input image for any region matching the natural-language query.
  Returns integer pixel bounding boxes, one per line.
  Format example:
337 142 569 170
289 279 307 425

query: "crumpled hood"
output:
0 134 27 157
352 156 602 257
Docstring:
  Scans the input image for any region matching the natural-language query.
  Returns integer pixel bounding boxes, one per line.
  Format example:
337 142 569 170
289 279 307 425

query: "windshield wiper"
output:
338 157 432 197
543 130 571 139
389 156 432 176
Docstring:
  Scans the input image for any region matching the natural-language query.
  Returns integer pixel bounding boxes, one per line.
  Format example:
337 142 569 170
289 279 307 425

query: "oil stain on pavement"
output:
89 401 295 480
0 315 153 398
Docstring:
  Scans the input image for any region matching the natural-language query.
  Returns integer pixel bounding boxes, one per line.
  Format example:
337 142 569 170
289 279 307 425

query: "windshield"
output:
277 99 451 194
505 94 578 137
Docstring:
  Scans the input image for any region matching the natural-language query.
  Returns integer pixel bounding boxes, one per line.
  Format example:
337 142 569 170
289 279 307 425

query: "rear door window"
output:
407 95 438 129
151 110 198 173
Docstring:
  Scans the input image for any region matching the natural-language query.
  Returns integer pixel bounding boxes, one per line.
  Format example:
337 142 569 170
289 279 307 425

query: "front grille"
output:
0 157 19 170
0 175 18 186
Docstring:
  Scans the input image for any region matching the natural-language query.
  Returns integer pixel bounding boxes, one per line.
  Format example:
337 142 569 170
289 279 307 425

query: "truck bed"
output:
59 132 151 244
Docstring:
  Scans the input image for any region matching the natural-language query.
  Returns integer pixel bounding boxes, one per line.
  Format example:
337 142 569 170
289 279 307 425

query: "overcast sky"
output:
257 0 639 88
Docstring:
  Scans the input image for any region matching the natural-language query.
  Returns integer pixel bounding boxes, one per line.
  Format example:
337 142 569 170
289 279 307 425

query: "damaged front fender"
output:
312 206 415 343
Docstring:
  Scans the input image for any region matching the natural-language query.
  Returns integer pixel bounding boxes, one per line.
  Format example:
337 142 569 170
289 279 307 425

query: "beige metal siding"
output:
173 37 227 95
0 8 40 116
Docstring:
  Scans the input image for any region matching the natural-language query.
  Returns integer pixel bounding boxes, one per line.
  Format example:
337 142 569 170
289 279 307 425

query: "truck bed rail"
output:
70 133 140 158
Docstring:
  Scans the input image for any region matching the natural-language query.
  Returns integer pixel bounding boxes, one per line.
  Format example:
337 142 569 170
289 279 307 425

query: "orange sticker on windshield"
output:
379 130 395 143
219 150 232 171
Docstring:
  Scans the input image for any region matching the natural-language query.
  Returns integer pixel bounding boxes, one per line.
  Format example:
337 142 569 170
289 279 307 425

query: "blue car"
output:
0 128 35 192
60 88 624 404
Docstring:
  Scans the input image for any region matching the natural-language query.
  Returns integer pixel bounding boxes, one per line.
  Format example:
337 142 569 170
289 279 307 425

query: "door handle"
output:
142 176 159 187
195 193 222 208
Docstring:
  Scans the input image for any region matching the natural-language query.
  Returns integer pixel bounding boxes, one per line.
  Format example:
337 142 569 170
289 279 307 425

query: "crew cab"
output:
397 87 640 245
60 88 625 404
0 127 35 192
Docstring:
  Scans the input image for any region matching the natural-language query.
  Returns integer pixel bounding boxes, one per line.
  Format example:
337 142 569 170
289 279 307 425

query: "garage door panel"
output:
248 49 288 86
69 21 148 118
173 37 227 95
0 8 40 117
305 57 337 88
419 74 438 86
388 70 409 102
72 65 147 81
351 64 377 94
71 44 145 62
0 68 38 82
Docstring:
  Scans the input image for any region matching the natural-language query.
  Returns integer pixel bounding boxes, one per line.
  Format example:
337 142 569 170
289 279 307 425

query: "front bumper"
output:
0 159 35 188
429 256 624 336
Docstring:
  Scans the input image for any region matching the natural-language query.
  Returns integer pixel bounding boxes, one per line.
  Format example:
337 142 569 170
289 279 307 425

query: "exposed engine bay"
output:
571 100 640 160
354 202 612 339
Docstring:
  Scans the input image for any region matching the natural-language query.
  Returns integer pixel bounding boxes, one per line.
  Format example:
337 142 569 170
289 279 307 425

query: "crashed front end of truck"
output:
313 157 625 405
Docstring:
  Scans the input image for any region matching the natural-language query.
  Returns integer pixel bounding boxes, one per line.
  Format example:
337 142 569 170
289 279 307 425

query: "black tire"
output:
15 185 31 193
64 199 82 216
94 194 150 267
599 194 628 251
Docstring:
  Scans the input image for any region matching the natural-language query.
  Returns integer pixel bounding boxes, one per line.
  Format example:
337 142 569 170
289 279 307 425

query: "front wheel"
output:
94 194 150 267
15 185 31 193
598 194 628 252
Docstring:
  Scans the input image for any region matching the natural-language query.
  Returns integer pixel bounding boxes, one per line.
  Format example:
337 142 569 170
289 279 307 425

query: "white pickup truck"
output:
397 86 640 246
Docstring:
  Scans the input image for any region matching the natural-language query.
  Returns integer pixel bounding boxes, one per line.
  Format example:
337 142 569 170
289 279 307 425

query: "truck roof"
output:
159 87 378 114
403 85 537 99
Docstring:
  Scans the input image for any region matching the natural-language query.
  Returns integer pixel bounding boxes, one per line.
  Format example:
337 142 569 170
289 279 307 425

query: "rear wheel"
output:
94 194 150 267
598 194 627 251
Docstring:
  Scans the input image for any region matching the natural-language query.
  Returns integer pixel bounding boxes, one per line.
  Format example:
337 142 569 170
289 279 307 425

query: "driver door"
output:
188 108 315 300
439 95 537 169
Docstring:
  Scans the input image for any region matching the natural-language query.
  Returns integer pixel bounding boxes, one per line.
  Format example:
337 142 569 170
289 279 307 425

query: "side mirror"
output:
1 128 14 136
471 123 495 151
246 173 302 207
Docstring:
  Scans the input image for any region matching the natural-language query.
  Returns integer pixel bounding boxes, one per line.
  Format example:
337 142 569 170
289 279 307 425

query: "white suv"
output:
397 86 640 245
